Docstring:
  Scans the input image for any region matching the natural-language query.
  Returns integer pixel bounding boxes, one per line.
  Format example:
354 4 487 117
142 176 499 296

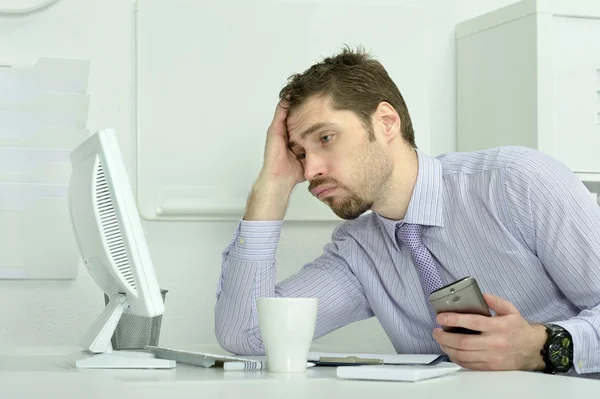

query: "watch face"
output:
548 334 573 372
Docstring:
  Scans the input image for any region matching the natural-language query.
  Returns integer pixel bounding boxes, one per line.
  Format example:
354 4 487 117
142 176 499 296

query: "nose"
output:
303 153 327 181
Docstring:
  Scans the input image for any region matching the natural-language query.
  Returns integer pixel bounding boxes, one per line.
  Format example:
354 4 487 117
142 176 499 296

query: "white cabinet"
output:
456 0 600 177
553 16 600 173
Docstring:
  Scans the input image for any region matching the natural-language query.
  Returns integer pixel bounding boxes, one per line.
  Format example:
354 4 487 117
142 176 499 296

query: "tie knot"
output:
396 223 424 250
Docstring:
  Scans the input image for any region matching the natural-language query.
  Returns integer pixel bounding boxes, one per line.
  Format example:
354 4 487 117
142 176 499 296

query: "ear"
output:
375 102 400 143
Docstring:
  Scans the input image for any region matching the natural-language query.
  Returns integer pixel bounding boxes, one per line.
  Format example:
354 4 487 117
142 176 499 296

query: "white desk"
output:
2 346 599 399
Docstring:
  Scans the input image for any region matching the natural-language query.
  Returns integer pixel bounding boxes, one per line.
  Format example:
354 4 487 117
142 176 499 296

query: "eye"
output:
321 134 333 143
296 152 306 160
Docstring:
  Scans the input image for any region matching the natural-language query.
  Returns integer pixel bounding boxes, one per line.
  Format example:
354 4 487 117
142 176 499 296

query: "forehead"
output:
286 96 335 140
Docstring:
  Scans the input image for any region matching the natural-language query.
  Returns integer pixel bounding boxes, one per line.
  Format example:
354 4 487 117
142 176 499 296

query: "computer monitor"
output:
67 128 174 369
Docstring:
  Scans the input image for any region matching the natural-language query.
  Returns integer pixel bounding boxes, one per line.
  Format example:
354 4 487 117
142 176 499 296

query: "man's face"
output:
286 96 393 220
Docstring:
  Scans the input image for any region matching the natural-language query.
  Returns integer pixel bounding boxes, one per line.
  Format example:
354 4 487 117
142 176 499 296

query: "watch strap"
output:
541 323 573 373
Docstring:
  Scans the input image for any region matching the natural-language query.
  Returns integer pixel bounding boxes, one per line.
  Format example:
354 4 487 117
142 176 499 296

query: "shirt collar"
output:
377 149 445 250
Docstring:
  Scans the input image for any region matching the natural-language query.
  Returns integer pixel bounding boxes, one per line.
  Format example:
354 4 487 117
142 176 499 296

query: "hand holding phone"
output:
428 276 491 334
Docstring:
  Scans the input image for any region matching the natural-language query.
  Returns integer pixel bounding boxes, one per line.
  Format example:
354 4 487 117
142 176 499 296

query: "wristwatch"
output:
540 323 573 373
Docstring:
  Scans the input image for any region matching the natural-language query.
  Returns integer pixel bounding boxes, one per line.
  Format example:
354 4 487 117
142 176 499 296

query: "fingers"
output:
438 344 484 363
449 360 492 371
437 336 501 370
446 355 510 371
272 100 289 124
432 328 489 351
483 293 519 316
267 100 290 139
437 312 497 333
279 96 290 109
272 96 290 121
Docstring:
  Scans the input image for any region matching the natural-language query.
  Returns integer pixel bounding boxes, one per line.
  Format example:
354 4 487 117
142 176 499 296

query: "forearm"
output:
244 178 295 221
214 259 275 355
525 311 600 374
504 150 600 374
214 222 374 356
554 312 600 374
214 221 282 355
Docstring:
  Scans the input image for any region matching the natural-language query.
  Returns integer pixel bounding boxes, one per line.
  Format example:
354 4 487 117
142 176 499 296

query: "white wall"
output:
0 0 519 352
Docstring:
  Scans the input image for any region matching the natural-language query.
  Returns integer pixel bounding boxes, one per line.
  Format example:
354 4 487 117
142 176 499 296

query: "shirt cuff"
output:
554 315 600 374
227 219 284 261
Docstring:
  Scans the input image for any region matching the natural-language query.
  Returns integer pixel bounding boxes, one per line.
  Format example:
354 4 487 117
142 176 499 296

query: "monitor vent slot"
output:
95 159 136 290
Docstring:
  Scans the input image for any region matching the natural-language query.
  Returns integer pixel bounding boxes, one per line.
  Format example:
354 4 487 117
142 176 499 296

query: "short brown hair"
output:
279 45 416 148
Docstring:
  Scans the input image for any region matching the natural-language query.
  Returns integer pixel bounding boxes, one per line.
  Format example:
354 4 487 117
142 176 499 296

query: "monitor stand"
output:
71 293 174 369
72 349 174 369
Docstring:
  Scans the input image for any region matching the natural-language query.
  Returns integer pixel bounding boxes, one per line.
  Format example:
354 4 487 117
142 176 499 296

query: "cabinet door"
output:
553 16 600 173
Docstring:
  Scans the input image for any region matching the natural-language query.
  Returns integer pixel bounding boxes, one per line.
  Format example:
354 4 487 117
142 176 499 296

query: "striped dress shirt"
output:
214 146 600 374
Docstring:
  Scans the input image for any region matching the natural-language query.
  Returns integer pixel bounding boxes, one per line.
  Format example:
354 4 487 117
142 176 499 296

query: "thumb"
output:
483 293 520 316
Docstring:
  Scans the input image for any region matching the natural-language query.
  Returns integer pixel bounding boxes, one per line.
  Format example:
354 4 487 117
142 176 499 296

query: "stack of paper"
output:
307 352 442 365
336 363 462 382
0 58 90 279
307 351 461 382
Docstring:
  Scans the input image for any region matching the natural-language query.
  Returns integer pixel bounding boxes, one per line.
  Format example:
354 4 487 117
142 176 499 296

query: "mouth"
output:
310 185 337 199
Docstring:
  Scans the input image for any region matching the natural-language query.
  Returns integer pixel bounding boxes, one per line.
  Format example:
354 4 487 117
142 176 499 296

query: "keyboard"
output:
144 346 257 368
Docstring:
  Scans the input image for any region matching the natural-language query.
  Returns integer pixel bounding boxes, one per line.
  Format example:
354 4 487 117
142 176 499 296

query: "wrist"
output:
254 175 297 194
527 324 548 371
243 177 296 221
539 323 574 374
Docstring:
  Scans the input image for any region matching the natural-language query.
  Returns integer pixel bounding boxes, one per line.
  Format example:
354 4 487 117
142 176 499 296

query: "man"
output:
214 47 600 375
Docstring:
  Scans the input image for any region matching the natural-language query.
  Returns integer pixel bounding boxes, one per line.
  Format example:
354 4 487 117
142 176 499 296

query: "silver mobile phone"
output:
429 276 491 334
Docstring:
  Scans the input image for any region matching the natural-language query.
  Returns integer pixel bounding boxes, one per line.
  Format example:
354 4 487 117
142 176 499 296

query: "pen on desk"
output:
224 361 266 371
223 361 315 371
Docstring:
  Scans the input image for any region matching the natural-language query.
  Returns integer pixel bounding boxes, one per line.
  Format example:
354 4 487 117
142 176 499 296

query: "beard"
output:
308 140 393 220
324 194 373 220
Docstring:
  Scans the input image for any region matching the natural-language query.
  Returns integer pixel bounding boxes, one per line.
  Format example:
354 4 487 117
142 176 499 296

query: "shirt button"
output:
239 238 245 244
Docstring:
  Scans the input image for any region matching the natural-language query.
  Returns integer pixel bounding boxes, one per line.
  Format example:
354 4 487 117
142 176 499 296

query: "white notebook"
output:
336 363 462 382
308 352 440 365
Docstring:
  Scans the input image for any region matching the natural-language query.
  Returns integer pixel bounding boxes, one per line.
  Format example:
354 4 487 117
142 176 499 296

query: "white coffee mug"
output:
256 297 318 373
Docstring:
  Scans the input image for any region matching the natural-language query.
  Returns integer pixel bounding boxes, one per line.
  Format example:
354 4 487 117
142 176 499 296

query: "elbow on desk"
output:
215 330 265 356
214 320 265 356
